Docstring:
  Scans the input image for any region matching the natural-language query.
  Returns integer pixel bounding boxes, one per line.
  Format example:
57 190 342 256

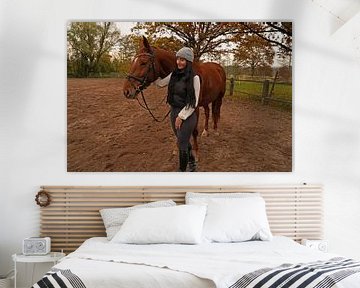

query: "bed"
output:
33 185 360 288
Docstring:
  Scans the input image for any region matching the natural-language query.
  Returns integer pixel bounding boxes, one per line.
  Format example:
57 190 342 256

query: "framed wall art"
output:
67 21 292 172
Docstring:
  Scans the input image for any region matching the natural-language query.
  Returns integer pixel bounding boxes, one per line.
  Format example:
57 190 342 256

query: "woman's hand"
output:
175 116 183 130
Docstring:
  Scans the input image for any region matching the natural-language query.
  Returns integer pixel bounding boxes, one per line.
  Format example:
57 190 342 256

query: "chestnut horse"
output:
123 36 226 159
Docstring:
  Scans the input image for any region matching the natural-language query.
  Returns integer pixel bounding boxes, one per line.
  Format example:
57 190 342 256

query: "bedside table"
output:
12 252 65 288
301 239 328 252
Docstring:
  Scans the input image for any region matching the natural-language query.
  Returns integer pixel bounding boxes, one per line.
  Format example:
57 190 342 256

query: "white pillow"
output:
186 192 260 204
100 200 176 240
202 197 272 243
111 205 207 244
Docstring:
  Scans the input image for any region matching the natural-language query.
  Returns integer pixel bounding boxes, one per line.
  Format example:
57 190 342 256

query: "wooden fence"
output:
228 74 292 107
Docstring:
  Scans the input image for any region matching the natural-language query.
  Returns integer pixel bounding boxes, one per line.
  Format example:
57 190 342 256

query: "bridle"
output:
126 51 156 95
126 50 170 122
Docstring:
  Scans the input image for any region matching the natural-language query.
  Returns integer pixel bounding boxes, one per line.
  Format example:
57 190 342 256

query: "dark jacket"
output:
168 75 187 108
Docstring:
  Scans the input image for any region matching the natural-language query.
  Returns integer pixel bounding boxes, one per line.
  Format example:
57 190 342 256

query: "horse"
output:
123 36 226 160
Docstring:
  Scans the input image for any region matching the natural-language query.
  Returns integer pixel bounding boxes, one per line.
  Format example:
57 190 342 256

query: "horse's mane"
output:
151 46 177 78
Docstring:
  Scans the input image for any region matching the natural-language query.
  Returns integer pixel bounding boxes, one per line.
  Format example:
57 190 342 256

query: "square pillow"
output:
202 197 272 242
186 192 259 204
100 200 176 240
111 205 207 244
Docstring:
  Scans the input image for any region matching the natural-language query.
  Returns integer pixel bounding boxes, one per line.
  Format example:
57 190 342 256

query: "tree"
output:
114 34 138 75
234 35 275 76
278 65 292 82
97 53 114 74
132 22 247 61
240 22 292 55
67 22 121 77
117 34 138 62
132 22 292 60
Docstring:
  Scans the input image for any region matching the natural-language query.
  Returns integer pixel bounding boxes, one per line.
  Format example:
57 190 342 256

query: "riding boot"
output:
178 150 188 172
188 145 197 172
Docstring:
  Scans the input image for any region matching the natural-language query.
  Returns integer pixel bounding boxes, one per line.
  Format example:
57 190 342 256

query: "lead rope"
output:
136 89 171 122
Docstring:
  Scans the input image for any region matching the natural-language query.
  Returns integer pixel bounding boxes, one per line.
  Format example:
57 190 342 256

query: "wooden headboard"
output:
39 184 323 253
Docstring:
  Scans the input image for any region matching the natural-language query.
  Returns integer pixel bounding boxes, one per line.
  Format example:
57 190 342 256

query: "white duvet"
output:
53 237 360 288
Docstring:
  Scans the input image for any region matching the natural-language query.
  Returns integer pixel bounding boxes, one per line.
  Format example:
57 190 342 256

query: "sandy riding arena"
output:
67 78 292 172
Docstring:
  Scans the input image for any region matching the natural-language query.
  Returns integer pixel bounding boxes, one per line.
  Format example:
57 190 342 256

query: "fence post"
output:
229 76 234 96
262 80 270 104
268 70 279 99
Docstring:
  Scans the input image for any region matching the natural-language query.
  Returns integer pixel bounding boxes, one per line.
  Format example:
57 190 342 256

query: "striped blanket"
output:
32 258 360 288
32 268 86 288
229 257 360 288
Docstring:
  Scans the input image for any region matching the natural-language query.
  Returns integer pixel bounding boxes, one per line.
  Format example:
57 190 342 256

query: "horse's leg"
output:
201 105 210 137
212 96 223 136
192 109 200 161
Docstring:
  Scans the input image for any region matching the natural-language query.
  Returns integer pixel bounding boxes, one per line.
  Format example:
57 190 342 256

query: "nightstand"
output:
301 239 328 252
12 252 65 288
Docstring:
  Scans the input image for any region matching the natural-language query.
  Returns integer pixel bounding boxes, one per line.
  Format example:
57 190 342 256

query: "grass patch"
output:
226 79 292 111
227 79 292 102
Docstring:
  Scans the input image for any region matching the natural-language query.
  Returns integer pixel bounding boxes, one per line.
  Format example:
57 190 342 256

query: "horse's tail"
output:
219 65 227 96
212 65 226 128
212 97 223 125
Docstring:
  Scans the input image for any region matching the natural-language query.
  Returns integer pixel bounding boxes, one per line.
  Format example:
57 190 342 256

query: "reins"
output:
126 51 170 122
136 90 171 122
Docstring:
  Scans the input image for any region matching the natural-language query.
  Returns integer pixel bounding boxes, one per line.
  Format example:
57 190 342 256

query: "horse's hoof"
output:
214 131 220 136
201 130 209 137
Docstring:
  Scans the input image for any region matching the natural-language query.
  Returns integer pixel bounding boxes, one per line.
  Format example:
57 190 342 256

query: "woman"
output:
155 47 200 172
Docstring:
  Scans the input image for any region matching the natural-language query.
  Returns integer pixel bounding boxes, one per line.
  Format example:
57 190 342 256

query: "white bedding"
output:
51 236 360 288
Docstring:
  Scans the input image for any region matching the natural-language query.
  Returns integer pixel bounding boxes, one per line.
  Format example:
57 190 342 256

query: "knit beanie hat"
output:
176 47 194 62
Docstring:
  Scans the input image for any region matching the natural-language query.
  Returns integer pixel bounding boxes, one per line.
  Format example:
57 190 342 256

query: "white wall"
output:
1 0 360 285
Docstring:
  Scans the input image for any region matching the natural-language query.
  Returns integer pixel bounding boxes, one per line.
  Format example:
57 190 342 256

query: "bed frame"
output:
39 184 323 253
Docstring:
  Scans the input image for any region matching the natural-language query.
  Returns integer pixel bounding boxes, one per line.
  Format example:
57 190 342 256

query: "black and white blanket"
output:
32 258 360 288
32 268 86 288
229 258 360 288
30 237 360 288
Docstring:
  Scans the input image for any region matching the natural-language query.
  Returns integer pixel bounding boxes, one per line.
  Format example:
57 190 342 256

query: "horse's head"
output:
123 36 158 99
